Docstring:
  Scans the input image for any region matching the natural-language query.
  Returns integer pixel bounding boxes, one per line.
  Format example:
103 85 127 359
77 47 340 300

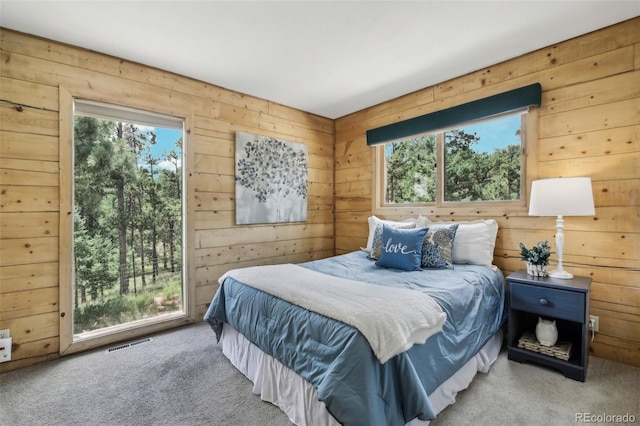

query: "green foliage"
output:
73 293 156 334
74 214 118 301
444 129 520 201
385 134 436 203
73 275 182 334
73 115 183 334
519 240 551 266
162 280 182 303
385 122 521 204
133 292 156 313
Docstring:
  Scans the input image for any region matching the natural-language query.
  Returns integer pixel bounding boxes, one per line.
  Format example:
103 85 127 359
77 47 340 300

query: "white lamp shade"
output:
529 177 595 216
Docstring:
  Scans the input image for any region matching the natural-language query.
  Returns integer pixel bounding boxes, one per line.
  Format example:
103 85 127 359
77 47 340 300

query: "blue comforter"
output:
204 251 506 426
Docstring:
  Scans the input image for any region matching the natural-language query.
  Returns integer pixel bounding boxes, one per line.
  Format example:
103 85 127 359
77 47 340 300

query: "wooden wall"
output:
1 17 638 371
0 29 334 371
334 17 640 366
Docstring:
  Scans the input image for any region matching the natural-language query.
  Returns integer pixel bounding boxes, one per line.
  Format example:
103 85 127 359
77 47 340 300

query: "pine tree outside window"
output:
71 100 185 338
380 111 527 208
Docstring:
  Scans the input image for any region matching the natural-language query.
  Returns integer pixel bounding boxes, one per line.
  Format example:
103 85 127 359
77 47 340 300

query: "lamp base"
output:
549 269 574 280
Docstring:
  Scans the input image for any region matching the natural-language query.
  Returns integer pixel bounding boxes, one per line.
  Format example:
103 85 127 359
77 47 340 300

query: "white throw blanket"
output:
219 264 446 364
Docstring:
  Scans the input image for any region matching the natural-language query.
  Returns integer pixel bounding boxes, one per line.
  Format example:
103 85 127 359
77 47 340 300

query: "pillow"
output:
421 223 459 269
375 225 428 271
369 217 428 259
414 215 431 229
368 224 386 260
422 218 498 266
364 215 416 253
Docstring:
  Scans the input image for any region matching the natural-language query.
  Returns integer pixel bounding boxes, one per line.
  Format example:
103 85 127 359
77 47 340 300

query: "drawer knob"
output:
539 298 549 306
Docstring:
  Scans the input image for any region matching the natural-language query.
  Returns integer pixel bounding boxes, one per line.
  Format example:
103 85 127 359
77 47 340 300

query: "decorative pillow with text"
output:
375 225 428 271
365 215 416 253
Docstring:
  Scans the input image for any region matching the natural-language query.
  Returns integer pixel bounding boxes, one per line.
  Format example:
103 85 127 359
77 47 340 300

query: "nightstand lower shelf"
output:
517 331 572 360
508 346 586 381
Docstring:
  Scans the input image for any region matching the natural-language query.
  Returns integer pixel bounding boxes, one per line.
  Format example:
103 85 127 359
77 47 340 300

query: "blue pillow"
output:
375 225 428 271
369 222 416 260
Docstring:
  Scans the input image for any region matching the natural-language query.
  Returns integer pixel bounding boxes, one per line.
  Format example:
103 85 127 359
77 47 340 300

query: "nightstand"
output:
507 270 591 381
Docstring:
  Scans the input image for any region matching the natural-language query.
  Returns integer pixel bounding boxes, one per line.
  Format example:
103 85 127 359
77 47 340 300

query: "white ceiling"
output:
2 1 639 119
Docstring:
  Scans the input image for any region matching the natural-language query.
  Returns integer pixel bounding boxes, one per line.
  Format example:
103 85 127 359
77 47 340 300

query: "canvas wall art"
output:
235 132 308 224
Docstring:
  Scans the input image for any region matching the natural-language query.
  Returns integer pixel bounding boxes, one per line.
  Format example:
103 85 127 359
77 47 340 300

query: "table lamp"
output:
528 177 595 279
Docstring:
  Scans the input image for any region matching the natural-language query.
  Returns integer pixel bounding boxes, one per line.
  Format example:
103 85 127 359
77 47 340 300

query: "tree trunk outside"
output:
151 222 158 283
139 226 146 288
117 180 129 294
169 219 176 273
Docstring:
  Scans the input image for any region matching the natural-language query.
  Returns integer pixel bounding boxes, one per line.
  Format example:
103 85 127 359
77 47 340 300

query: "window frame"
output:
373 108 538 217
59 87 195 356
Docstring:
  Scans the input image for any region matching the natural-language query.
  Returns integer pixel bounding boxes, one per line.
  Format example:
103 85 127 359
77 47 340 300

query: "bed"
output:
204 217 506 425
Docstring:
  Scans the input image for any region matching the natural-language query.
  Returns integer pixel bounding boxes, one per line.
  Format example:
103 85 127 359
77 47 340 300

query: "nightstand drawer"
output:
510 282 585 323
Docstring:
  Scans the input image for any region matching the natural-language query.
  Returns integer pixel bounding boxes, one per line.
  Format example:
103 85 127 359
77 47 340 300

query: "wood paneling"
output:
0 28 334 371
1 18 639 371
334 17 640 366
0 262 59 293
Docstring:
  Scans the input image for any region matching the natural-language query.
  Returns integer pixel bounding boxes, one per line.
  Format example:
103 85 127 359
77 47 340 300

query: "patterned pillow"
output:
369 225 385 260
421 223 459 269
421 218 498 266
375 225 428 271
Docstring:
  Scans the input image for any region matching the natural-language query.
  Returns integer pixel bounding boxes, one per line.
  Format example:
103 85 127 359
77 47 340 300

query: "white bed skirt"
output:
221 325 503 426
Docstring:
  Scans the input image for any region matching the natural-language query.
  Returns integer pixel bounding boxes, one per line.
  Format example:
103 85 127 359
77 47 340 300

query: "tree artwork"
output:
235 132 308 224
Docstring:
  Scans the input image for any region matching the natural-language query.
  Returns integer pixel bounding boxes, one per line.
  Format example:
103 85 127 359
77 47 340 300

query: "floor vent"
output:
106 338 152 353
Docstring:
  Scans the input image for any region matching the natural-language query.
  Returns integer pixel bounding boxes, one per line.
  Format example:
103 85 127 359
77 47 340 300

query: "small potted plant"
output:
519 240 551 277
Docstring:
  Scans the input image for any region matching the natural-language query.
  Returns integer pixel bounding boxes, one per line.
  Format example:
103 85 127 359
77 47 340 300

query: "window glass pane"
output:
384 134 436 204
444 113 522 202
73 109 184 336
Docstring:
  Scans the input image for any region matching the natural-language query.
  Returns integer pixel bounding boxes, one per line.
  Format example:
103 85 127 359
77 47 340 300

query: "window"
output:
72 100 185 336
380 112 526 206
59 96 188 354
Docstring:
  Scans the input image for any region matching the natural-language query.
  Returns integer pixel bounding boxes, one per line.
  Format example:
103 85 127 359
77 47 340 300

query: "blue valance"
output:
366 83 541 146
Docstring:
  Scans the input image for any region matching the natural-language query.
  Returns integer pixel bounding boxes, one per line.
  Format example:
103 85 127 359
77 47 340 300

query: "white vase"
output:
535 317 558 347
527 262 548 277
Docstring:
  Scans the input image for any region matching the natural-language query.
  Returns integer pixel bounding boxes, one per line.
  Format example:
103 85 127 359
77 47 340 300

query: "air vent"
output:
106 338 152 353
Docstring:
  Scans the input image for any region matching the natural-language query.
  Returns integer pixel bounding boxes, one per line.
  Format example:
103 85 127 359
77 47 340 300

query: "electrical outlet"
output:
589 315 599 333
0 337 12 363
0 329 9 339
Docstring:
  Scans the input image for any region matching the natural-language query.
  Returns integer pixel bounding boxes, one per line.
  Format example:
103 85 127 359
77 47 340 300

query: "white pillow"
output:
422 218 498 266
364 215 416 253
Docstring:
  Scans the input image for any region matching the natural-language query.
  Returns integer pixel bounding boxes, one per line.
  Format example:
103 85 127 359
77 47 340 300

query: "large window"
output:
63 98 187 349
380 112 525 206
